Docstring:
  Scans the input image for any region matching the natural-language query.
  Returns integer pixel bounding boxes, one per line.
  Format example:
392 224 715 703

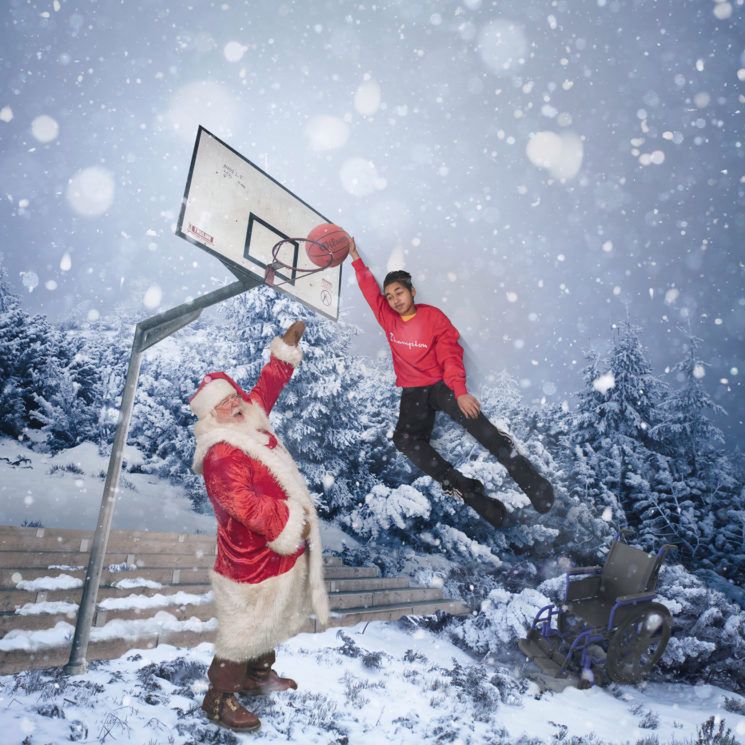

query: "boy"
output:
348 242 554 528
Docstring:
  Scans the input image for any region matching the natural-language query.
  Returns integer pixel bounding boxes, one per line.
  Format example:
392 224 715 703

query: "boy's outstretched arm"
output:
349 238 360 262
347 239 392 325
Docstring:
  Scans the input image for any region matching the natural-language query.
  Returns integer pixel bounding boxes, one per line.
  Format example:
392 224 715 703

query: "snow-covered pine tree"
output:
654 332 744 580
603 319 665 447
30 328 104 451
572 320 679 550
569 352 627 532
0 261 73 443
0 263 27 436
82 316 140 451
338 356 404 503
572 350 605 447
31 362 86 450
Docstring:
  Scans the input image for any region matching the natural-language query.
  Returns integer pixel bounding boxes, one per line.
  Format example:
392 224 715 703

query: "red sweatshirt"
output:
352 258 468 397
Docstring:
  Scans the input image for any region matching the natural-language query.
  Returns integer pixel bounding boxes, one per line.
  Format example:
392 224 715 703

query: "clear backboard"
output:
176 126 342 320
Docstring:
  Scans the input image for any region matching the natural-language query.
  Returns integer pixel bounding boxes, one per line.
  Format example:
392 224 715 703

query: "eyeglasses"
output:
216 393 241 408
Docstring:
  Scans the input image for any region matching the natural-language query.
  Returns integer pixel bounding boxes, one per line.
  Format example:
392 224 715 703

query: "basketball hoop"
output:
264 237 334 287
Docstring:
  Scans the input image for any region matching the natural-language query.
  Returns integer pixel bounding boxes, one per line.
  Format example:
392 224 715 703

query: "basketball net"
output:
264 237 335 288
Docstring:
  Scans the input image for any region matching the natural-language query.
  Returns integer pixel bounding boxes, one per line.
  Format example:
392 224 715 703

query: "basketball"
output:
306 223 352 268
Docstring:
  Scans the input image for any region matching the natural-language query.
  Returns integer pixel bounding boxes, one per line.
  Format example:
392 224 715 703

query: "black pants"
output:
392 381 517 484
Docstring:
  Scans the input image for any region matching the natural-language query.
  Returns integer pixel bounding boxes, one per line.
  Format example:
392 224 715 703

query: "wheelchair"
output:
518 538 674 688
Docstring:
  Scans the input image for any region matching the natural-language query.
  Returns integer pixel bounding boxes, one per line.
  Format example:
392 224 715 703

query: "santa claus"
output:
189 320 329 732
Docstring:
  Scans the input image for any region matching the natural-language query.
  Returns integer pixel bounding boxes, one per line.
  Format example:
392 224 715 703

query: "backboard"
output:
176 126 342 320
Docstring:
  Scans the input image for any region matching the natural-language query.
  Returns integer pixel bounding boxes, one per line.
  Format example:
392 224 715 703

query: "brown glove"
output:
282 320 305 346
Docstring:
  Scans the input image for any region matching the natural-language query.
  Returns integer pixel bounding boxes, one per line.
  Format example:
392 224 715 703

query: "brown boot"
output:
201 689 260 732
241 650 298 695
203 657 261 731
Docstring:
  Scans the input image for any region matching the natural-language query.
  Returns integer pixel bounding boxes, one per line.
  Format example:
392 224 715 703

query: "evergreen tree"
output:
654 332 743 579
29 329 104 451
0 261 68 441
0 265 26 434
604 320 665 445
572 350 606 447
569 323 684 552
569 351 628 528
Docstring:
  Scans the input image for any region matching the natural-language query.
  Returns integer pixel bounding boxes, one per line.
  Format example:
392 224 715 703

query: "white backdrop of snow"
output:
66 166 115 217
477 19 527 75
354 78 382 116
30 115 59 143
165 80 237 143
340 157 386 197
305 115 350 151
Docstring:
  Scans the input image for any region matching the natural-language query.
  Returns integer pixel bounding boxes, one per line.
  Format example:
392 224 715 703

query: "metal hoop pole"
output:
64 277 257 675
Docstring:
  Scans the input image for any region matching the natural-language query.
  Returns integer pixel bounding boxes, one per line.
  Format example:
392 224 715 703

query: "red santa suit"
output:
190 337 329 663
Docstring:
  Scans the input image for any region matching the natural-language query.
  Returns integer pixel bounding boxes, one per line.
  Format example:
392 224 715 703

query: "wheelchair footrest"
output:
518 633 568 678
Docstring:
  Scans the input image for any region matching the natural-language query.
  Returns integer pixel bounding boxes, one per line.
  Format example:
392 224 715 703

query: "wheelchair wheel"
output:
606 602 672 684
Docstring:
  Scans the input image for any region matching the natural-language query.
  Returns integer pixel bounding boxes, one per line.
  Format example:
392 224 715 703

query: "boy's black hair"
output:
383 269 413 291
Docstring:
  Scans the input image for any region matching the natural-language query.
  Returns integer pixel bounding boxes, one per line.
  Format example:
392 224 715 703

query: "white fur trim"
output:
210 556 310 662
193 424 329 627
270 336 303 367
267 498 306 555
192 404 271 474
189 379 236 420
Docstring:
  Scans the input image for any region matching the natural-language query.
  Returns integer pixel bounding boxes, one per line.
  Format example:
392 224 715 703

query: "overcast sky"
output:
1 0 743 444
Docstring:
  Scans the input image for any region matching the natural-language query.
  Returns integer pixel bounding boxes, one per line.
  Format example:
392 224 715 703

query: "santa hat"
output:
189 372 243 420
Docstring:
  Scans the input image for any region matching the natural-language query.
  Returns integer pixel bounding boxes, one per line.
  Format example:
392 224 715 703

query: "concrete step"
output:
0 566 212 588
0 526 215 539
1 575 412 614
0 527 218 555
329 598 470 628
0 551 215 570
0 587 448 636
322 587 447 611
0 562 379 590
0 528 344 569
0 525 468 676
0 550 344 571
0 599 469 675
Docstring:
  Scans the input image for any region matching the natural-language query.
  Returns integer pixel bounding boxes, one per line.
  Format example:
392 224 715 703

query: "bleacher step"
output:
0 526 468 675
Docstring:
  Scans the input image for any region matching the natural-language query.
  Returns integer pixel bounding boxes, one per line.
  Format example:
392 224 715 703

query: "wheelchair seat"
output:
565 540 669 630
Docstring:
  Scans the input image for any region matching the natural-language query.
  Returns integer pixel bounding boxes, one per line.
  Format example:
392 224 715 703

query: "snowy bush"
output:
347 483 431 539
452 586 551 657
656 564 745 691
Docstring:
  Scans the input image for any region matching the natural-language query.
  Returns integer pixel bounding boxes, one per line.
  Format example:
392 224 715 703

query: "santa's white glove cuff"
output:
270 336 303 367
267 499 306 555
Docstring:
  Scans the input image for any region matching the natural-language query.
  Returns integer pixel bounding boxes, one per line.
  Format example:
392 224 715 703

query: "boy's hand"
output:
348 237 360 261
282 320 305 346
457 394 481 419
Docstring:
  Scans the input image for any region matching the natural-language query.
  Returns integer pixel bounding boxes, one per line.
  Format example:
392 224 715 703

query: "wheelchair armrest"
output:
565 574 602 602
566 566 602 576
614 592 656 605
607 592 658 629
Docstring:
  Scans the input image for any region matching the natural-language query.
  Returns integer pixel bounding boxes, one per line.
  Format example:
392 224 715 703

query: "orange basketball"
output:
306 223 352 268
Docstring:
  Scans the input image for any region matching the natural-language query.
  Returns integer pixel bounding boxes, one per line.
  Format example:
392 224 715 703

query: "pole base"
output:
63 659 88 676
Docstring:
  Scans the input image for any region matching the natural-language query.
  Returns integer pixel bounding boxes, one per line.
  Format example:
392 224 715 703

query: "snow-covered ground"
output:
0 437 214 533
0 437 358 553
1 622 743 745
2 437 744 743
